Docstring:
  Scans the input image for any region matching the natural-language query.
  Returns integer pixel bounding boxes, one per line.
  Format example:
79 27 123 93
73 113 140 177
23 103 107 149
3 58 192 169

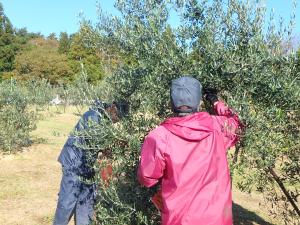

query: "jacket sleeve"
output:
213 101 242 149
137 130 166 187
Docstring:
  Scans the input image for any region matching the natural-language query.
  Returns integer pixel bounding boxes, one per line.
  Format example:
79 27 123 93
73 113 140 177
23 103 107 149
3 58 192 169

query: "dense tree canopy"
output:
77 0 300 224
67 27 107 83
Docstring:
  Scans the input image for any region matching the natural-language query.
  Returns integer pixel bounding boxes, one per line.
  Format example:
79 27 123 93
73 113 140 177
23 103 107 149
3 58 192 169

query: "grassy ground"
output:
0 106 82 225
0 106 281 225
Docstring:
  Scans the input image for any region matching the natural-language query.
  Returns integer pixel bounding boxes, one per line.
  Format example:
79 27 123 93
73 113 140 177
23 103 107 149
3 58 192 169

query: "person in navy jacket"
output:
53 100 128 225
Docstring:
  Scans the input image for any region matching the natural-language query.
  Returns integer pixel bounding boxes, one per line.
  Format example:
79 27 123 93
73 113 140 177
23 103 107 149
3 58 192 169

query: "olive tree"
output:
81 0 299 224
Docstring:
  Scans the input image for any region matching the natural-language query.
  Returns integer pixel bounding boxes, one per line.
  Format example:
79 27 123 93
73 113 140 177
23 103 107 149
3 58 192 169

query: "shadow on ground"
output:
233 202 274 225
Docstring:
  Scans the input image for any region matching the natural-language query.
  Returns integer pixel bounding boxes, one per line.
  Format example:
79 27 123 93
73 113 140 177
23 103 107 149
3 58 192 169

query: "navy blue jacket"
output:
58 108 101 176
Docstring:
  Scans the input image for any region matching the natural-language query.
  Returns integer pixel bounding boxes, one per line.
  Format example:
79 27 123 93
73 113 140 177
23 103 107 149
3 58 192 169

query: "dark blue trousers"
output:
53 168 95 225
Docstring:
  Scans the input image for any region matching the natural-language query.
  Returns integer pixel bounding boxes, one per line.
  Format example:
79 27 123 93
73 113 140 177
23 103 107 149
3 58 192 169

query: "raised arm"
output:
204 90 242 149
213 101 242 149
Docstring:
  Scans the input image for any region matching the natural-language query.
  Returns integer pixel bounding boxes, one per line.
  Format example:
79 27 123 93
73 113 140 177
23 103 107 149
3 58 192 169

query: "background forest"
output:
0 2 115 84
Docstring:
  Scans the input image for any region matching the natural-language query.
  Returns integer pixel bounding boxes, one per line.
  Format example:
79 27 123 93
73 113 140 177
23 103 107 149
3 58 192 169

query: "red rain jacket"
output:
138 101 241 225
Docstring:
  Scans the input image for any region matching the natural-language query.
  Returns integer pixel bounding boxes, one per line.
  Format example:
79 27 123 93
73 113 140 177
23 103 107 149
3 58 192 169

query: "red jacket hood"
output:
161 112 213 141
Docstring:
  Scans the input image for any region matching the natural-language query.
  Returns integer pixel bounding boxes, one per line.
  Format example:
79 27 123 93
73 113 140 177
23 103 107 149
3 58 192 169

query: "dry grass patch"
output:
0 106 84 225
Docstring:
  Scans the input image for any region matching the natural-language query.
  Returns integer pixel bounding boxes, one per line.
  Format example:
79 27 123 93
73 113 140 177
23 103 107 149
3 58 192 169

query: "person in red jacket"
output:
137 76 242 225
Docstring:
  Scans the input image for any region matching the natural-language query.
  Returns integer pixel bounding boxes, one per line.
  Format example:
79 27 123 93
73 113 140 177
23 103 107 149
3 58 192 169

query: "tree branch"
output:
268 168 300 216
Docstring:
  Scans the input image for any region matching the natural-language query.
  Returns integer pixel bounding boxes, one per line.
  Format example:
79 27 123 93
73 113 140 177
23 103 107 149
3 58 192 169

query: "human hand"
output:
203 88 218 105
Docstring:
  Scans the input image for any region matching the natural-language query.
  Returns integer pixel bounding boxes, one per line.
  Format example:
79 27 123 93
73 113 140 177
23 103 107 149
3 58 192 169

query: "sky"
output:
1 0 300 37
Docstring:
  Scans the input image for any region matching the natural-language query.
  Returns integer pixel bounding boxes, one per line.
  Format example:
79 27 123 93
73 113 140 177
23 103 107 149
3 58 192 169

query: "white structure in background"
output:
50 95 63 105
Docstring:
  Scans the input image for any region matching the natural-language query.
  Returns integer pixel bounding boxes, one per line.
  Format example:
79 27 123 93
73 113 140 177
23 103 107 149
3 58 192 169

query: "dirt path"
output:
0 107 280 225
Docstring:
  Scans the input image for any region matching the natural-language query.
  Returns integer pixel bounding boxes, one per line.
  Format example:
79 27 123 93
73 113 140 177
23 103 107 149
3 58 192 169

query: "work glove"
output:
203 88 218 114
203 88 218 105
205 93 218 105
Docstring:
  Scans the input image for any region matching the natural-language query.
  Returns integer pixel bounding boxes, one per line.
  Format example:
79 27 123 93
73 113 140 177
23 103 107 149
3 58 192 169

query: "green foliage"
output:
68 26 106 83
47 32 57 41
8 29 108 84
0 74 107 153
0 80 36 152
80 0 299 224
0 3 17 78
11 38 74 84
0 2 108 84
79 114 161 225
13 28 42 47
0 3 43 81
296 47 300 71
58 32 70 54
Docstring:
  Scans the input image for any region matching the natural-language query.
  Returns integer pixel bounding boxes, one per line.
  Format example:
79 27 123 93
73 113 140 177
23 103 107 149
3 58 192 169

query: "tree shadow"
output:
233 202 274 225
31 137 47 144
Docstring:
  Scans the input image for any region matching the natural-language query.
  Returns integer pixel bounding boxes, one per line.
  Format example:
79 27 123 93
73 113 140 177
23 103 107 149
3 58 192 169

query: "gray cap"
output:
171 76 202 113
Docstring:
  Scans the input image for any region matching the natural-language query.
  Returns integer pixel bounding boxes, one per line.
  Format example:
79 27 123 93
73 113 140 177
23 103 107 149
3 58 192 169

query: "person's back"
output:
138 76 241 225
58 108 101 171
